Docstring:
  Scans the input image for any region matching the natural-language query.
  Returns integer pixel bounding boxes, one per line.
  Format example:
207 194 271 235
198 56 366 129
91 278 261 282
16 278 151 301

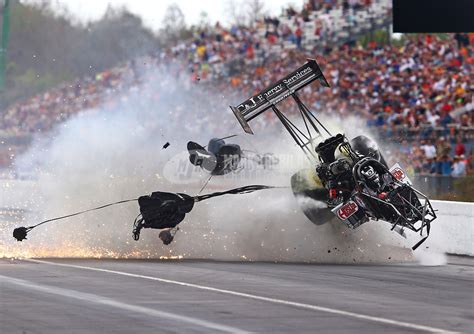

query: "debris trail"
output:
13 198 138 242
13 185 282 243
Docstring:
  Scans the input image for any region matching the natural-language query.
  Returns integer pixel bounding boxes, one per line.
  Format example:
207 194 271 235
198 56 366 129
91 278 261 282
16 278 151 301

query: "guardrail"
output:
377 125 474 142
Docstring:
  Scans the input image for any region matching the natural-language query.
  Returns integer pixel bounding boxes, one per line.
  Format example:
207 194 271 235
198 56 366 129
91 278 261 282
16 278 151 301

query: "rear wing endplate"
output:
230 58 329 134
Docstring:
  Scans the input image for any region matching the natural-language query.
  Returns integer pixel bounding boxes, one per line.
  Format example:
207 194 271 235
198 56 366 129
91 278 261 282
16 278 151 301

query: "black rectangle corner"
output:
393 0 474 33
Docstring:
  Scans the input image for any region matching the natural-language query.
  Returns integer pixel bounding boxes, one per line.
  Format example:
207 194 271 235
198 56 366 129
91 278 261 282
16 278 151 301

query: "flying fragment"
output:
188 136 279 175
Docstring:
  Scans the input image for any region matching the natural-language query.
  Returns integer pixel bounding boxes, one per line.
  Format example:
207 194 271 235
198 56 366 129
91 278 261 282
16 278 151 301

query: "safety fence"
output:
377 125 474 142
412 175 473 200
413 175 457 198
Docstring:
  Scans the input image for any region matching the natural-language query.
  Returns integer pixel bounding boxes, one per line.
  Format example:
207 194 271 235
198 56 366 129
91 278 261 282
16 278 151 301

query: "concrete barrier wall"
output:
427 200 474 256
1 180 473 256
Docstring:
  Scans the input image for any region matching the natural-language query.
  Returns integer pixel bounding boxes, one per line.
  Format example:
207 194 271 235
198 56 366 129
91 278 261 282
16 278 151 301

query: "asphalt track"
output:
0 257 472 333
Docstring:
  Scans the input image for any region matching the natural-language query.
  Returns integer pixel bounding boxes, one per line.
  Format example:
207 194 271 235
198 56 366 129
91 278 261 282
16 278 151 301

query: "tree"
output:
226 0 267 27
197 11 210 30
245 0 266 26
0 1 160 108
161 3 186 42
225 0 245 26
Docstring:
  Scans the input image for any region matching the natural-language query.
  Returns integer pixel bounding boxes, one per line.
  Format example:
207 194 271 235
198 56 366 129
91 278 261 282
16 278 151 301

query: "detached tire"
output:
291 169 334 225
159 230 174 245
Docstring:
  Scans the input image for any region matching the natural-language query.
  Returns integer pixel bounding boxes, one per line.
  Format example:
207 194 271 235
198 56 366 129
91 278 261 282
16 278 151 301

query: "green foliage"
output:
14 67 70 91
0 0 160 109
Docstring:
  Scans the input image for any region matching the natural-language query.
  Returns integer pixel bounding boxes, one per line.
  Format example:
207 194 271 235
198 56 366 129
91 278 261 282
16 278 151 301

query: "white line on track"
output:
0 274 249 334
27 259 458 334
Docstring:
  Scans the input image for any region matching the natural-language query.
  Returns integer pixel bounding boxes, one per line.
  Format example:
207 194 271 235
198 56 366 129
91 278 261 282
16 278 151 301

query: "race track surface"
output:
0 257 472 334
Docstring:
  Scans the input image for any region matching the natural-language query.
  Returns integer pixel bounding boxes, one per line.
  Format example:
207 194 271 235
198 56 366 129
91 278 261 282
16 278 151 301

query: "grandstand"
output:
257 0 392 52
0 0 472 190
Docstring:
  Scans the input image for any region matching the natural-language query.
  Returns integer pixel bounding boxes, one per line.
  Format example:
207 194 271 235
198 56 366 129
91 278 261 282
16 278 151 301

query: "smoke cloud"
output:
1 65 420 263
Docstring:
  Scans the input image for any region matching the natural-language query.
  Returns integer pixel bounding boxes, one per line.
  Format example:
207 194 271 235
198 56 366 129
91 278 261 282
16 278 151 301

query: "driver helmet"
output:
361 165 380 188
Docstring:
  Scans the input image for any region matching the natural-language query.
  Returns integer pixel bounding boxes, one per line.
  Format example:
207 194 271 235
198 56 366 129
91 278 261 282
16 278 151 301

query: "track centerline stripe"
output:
0 273 249 334
26 259 458 334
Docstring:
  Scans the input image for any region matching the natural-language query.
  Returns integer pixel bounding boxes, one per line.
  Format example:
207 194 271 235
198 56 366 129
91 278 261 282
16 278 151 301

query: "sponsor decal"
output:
236 65 315 112
392 167 405 181
282 66 312 85
389 163 411 185
337 201 358 220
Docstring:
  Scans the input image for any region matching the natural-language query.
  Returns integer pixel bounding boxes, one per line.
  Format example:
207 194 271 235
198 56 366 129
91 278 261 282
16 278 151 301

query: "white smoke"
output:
1 66 418 263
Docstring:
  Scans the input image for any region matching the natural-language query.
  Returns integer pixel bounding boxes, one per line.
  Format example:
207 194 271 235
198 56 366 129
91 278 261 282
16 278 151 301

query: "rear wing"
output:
230 58 330 134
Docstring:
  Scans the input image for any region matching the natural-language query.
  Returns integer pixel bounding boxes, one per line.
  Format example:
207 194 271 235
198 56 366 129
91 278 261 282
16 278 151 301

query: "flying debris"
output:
188 136 279 175
13 185 279 245
132 191 194 241
230 58 437 250
13 227 28 241
133 185 279 243
12 198 138 242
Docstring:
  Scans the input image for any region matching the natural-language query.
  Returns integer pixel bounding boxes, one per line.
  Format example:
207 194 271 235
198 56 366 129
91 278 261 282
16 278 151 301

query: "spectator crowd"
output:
0 0 472 177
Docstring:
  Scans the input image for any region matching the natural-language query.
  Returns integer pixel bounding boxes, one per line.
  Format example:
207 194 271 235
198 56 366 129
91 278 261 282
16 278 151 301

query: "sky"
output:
23 0 301 30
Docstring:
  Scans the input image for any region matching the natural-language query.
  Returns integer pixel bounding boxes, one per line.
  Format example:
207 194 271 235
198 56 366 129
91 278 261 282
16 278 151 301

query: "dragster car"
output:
188 137 279 175
230 59 437 250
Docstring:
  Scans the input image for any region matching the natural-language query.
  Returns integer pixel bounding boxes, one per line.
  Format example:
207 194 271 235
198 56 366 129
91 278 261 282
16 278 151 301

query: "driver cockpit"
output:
315 134 358 206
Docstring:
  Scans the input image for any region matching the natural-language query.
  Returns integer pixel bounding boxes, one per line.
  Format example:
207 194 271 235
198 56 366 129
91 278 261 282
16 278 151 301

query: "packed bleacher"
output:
0 0 472 177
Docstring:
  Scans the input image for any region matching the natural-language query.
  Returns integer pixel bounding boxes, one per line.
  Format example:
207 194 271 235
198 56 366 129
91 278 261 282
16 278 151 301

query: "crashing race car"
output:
11 59 436 250
230 58 437 250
